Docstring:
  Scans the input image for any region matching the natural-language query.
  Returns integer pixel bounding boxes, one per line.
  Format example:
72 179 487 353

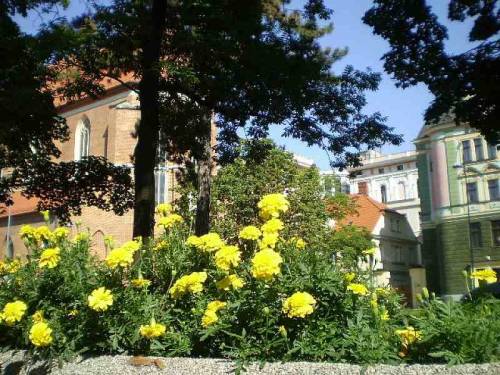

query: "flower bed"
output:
0 194 499 365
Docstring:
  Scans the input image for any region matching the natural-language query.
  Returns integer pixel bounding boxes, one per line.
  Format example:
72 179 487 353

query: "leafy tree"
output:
363 0 499 143
0 1 133 221
46 0 402 239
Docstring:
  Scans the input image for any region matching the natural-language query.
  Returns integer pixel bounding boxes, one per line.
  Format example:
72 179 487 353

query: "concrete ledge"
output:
1 351 499 375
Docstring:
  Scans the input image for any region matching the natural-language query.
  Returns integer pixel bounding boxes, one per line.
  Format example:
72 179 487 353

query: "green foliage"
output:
402 294 500 364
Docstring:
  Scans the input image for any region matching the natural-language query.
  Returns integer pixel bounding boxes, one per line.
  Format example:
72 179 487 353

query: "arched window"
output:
398 181 406 200
5 236 14 258
380 184 387 203
74 117 91 160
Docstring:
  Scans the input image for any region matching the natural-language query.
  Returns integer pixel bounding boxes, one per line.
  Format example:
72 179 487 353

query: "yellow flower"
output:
157 214 184 229
32 310 44 323
35 226 52 243
363 247 377 256
258 193 290 220
2 300 28 325
291 237 306 249
19 225 37 242
344 272 356 283
201 300 226 328
216 274 245 291
74 232 89 243
40 210 50 222
154 239 168 251
396 326 422 347
88 287 114 312
214 245 241 271
1 259 22 275
155 203 173 217
282 292 316 318
239 226 262 240
380 309 390 321
51 227 70 242
258 232 279 250
261 218 284 234
169 272 208 299
29 321 53 347
139 321 166 339
197 233 225 252
131 278 151 288
278 325 287 337
105 242 138 269
251 248 283 281
39 247 61 269
470 268 497 284
186 235 203 247
347 283 369 296
376 287 391 297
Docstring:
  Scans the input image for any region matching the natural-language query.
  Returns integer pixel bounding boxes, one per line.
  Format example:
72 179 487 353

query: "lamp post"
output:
453 163 475 273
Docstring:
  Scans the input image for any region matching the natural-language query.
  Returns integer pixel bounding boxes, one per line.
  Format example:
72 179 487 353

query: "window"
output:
488 179 499 201
474 138 484 161
74 118 90 160
396 219 401 232
378 168 385 174
397 164 404 171
5 237 14 258
462 140 472 163
488 143 498 159
358 182 368 195
470 222 482 248
398 181 406 200
492 221 500 246
380 184 387 203
466 182 479 203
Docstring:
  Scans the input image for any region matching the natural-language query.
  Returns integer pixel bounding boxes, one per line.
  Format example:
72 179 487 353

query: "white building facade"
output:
347 150 421 239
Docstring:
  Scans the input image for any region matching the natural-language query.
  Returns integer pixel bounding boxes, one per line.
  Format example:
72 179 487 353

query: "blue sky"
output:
15 0 474 170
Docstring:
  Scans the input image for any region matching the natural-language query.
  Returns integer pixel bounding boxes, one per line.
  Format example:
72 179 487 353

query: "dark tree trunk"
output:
133 0 167 239
195 114 213 235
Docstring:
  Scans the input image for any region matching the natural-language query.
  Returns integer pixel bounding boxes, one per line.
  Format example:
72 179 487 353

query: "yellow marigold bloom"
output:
1 259 22 275
344 272 356 282
186 235 203 247
154 239 168 251
51 227 69 241
35 226 52 243
239 225 262 240
29 321 53 347
199 233 225 252
258 193 290 220
471 268 497 284
139 321 166 339
376 287 391 297
261 218 284 234
291 237 306 249
363 247 377 256
396 326 422 347
258 232 279 250
282 292 316 318
155 203 173 217
19 225 37 242
88 287 114 312
214 245 241 271
131 278 151 288
2 300 27 326
169 272 208 299
157 214 184 229
216 274 245 291
32 310 44 323
201 301 226 327
347 283 369 296
39 247 61 269
251 248 283 281
121 240 141 253
105 247 135 269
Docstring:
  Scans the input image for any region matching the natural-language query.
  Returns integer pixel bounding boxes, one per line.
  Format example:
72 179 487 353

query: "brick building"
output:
0 80 181 259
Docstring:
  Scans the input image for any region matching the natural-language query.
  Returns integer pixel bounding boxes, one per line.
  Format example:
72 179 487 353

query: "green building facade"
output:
415 119 500 298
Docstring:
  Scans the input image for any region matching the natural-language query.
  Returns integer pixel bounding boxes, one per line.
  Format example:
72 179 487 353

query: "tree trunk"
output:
195 113 213 235
133 0 167 239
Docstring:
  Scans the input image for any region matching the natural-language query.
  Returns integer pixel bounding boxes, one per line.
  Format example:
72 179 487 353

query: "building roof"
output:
0 192 40 219
338 194 399 232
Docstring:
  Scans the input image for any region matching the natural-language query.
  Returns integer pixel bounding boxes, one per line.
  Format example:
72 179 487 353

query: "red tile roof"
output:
0 192 40 219
339 194 395 232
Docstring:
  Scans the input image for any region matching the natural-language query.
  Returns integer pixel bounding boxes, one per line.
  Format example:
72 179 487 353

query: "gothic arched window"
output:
74 117 91 160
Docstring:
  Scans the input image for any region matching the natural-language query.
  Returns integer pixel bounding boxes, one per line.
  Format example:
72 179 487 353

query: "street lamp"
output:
453 163 475 273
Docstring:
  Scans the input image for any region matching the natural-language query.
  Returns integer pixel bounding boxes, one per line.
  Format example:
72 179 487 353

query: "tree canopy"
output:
0 1 133 221
364 0 499 142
